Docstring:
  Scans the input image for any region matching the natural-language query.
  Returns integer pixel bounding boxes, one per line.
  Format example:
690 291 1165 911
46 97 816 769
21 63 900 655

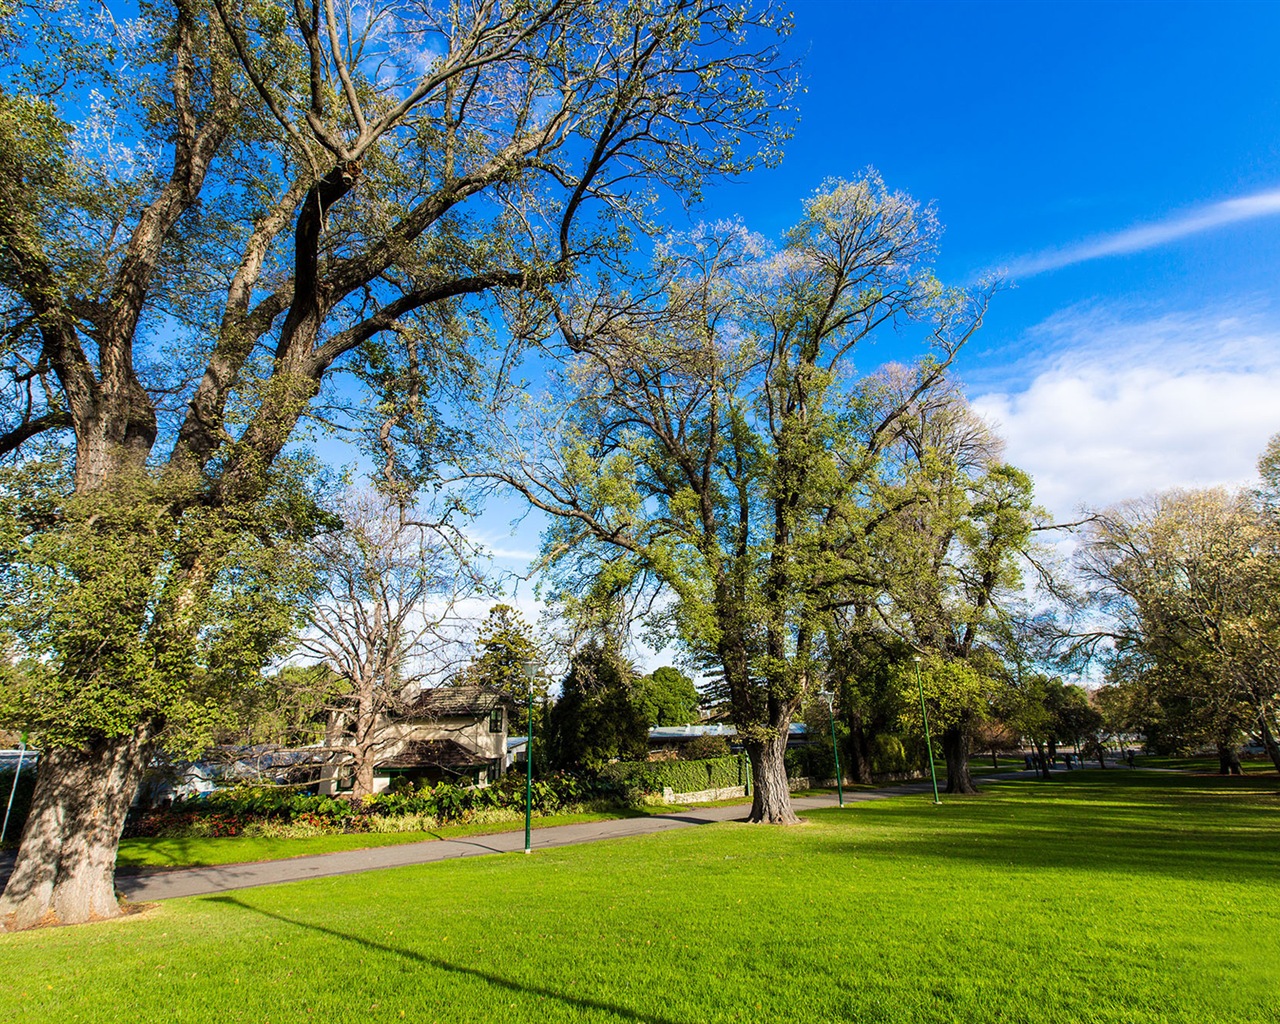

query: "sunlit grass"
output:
115 810 644 870
4 770 1276 1024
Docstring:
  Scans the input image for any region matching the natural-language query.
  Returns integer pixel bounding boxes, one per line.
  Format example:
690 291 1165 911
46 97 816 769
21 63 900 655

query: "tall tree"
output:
0 0 793 928
296 489 483 797
546 640 648 769
477 175 990 821
633 665 701 726
1075 481 1280 775
853 382 1038 793
457 603 542 699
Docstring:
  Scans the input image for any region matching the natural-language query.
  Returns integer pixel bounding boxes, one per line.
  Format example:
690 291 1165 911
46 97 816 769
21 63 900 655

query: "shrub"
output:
870 734 910 775
598 755 744 796
784 744 835 782
679 735 731 760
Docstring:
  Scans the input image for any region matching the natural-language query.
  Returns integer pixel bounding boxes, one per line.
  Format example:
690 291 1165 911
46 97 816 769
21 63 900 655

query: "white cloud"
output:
971 306 1280 519
1005 187 1280 278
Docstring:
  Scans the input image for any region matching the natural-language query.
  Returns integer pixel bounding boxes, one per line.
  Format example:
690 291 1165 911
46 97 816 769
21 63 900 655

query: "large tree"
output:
1075 479 1280 775
296 489 482 797
822 379 1038 794
477 175 990 821
0 0 792 929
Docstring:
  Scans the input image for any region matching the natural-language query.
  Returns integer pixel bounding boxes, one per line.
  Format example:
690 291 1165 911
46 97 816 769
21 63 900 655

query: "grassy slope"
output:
4 770 1277 1024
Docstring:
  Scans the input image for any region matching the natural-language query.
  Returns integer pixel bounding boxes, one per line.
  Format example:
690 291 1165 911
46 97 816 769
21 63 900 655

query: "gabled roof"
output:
377 739 488 769
403 684 513 718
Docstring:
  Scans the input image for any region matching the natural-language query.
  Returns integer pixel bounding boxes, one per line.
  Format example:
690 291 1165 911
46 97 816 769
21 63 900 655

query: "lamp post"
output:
913 656 941 805
520 660 540 854
818 691 844 808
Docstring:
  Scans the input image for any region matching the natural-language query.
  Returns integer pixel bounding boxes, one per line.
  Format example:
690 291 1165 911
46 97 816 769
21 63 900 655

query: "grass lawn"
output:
1135 754 1277 775
113 810 646 871
3 770 1277 1024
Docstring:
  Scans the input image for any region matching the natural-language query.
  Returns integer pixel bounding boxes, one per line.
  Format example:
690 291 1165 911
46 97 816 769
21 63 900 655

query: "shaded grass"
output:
116 810 645 870
1135 754 1277 775
3 770 1277 1024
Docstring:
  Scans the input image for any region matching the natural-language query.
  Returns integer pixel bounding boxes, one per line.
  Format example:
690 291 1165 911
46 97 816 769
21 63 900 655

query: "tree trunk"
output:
746 731 798 824
1216 740 1243 776
942 725 977 794
1260 713 1280 775
1031 741 1052 780
353 750 376 798
0 726 153 931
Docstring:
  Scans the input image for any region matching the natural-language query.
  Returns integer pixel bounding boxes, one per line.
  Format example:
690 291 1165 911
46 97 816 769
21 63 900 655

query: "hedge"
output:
121 772 609 838
598 755 745 795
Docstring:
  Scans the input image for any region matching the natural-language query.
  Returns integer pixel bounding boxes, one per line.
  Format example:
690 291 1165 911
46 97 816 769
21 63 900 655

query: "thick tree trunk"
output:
942 726 978 794
1216 740 1243 776
1258 713 1280 775
746 731 798 824
0 725 153 931
353 751 376 798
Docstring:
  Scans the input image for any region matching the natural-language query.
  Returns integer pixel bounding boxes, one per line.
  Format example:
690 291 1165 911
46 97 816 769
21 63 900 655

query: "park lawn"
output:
115 810 645 870
1135 754 1276 775
4 770 1277 1024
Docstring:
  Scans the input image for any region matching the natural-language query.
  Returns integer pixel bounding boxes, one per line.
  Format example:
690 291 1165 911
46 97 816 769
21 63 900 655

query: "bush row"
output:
122 771 609 838
598 754 746 795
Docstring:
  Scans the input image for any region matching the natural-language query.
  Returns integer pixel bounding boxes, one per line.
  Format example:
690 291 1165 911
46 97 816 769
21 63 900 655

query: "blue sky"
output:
692 0 1280 522
446 1 1280 657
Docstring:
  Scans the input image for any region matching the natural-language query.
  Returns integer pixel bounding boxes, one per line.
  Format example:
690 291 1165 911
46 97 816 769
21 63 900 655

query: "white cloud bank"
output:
1006 187 1280 278
971 306 1280 519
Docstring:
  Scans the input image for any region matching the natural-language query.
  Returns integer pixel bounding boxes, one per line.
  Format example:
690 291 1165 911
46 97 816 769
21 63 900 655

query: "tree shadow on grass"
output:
812 771 1280 885
204 895 685 1024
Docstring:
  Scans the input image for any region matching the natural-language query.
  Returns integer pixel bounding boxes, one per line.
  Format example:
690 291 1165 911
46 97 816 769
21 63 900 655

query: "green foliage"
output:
632 666 700 726
126 772 610 838
0 464 327 753
515 175 994 785
678 734 731 760
597 755 744 795
894 655 992 735
784 743 835 781
869 733 911 775
457 604 542 698
546 642 649 770
1078 481 1280 756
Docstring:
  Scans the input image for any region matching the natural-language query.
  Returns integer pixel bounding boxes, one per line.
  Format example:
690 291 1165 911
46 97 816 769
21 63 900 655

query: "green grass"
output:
4 770 1277 1024
115 810 644 870
1135 754 1276 774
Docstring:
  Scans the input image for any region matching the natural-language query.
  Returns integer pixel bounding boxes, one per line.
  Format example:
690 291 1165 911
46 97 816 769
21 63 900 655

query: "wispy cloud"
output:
1005 188 1280 278
970 304 1280 519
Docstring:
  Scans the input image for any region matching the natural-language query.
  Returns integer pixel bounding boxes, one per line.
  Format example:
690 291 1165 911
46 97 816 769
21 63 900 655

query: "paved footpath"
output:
111 782 949 902
10 774 1060 903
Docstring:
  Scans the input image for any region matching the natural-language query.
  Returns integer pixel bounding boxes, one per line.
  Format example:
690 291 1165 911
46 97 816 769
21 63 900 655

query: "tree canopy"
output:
0 0 795 930
477 174 994 820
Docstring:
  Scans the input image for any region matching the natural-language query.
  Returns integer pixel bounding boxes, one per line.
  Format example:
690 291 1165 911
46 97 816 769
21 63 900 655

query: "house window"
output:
488 708 503 733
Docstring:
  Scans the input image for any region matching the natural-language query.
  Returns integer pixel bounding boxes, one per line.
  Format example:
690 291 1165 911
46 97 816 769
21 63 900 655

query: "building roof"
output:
403 684 513 718
648 724 738 740
377 739 489 770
